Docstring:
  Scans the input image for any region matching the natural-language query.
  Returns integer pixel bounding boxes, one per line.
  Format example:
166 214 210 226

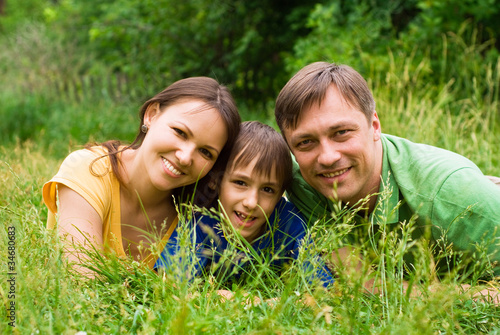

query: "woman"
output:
43 77 240 273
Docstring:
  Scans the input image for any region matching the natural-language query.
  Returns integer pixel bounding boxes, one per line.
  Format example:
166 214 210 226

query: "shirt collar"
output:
373 135 401 224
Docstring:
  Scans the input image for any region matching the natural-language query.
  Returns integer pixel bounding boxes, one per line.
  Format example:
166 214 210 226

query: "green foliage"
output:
0 0 49 34
1 144 499 333
285 0 500 110
37 0 321 105
286 1 409 74
0 2 500 331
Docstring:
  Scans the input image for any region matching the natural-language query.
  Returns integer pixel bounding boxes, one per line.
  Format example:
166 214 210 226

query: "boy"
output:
156 121 334 287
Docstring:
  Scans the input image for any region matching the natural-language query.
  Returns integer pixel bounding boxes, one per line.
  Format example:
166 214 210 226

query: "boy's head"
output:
219 121 293 242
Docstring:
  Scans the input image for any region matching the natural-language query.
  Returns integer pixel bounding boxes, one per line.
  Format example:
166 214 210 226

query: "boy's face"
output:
219 157 282 243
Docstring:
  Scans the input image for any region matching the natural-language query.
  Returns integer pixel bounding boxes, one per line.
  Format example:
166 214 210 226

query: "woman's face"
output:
141 99 228 192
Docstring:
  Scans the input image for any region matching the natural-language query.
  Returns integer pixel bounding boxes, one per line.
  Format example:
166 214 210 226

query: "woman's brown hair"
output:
88 77 241 205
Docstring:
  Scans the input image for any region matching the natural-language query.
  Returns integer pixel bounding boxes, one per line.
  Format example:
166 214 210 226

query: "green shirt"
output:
288 134 500 275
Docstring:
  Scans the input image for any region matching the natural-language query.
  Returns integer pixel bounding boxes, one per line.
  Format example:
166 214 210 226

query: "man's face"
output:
283 85 383 207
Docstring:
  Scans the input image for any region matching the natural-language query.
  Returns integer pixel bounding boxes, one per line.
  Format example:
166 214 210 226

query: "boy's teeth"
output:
236 211 255 221
323 168 348 178
162 157 182 175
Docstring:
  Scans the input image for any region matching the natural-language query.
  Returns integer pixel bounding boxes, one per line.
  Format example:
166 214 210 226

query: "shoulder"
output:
59 146 112 175
381 134 483 194
270 198 307 234
43 146 116 216
382 134 480 172
192 211 227 247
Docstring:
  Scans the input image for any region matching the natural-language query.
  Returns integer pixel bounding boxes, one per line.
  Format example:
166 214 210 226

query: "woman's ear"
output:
143 102 161 127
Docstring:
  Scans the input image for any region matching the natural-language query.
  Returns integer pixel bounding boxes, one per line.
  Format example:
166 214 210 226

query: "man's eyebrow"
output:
291 123 359 141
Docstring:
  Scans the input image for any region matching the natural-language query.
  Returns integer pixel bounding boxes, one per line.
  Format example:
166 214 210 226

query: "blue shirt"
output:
155 198 335 287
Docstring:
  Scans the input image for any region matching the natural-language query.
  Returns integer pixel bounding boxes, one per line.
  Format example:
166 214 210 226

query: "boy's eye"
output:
262 187 275 194
233 180 246 187
199 148 213 160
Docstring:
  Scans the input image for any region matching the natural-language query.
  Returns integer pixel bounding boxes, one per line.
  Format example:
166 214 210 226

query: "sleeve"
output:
431 168 500 277
154 214 222 278
277 200 335 287
286 159 333 225
42 148 113 224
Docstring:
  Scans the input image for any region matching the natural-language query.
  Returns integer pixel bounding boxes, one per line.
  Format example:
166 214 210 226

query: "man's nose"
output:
317 139 341 167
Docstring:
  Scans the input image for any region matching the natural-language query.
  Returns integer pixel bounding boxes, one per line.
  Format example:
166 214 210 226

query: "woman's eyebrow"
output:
177 121 220 154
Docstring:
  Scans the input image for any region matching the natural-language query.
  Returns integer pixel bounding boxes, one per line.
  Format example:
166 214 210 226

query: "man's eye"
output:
199 148 213 159
337 130 348 136
297 139 312 148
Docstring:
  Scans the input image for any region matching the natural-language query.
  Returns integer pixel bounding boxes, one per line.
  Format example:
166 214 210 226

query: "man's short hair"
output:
275 62 376 132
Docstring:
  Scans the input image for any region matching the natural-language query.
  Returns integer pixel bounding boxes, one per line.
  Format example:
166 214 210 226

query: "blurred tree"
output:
43 0 323 106
285 0 499 110
0 0 49 33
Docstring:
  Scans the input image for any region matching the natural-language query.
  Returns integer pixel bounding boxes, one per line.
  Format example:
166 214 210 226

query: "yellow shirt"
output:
43 146 177 269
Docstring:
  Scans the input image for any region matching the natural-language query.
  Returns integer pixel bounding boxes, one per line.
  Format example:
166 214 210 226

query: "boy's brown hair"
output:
226 121 292 193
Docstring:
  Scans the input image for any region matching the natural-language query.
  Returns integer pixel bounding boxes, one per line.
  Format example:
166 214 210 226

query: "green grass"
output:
1 26 500 334
1 112 500 334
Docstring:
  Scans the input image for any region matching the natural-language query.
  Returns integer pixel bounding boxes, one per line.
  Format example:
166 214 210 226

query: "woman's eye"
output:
199 148 213 159
173 128 186 137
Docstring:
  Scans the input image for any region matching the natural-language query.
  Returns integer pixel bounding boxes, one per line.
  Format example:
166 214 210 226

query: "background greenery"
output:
1 0 499 333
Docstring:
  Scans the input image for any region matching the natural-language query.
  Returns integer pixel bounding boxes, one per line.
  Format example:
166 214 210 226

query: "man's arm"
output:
431 170 500 277
331 246 500 304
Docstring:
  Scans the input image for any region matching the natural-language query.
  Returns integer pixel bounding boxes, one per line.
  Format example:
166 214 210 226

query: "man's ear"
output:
143 102 161 127
371 111 381 141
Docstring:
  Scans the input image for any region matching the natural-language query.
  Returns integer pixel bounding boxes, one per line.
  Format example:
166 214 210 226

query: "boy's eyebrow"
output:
230 172 252 180
230 171 281 188
262 181 280 188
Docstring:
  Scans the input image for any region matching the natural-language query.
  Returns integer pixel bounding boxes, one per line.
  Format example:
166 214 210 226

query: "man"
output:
275 62 500 295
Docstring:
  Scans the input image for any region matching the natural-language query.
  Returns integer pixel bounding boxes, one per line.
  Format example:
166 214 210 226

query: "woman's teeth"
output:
162 157 182 175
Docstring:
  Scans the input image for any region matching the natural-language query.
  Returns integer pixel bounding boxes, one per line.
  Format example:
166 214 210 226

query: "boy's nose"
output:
242 189 258 210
